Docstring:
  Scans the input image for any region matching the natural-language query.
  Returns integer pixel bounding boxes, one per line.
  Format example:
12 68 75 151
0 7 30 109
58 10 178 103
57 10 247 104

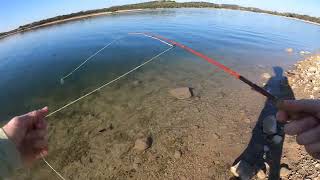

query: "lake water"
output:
0 9 320 121
1 8 320 179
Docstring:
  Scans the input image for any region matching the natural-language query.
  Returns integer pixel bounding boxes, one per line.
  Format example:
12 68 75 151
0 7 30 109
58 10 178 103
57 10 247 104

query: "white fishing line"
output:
43 45 174 179
60 37 123 84
129 32 173 47
41 154 66 180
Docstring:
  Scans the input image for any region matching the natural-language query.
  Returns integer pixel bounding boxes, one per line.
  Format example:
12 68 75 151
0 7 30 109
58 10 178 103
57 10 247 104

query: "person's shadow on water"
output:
231 66 295 180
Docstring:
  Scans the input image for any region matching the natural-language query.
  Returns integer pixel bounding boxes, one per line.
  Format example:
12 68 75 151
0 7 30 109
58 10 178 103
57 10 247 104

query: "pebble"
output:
230 160 254 179
261 73 271 80
308 67 317 73
272 135 283 144
174 150 182 159
134 136 153 151
315 163 320 169
132 80 141 86
263 115 277 135
169 87 192 99
286 48 294 53
257 169 266 179
280 166 291 178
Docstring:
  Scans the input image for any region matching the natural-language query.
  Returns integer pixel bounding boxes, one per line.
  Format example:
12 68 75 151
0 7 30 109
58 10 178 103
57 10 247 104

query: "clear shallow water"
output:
0 8 320 120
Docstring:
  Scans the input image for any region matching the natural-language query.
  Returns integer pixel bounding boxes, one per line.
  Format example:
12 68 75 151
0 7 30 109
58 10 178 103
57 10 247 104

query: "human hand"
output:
277 100 320 159
2 107 49 166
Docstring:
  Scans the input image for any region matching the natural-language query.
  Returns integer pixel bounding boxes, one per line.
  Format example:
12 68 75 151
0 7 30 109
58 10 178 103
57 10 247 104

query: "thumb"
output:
23 107 49 129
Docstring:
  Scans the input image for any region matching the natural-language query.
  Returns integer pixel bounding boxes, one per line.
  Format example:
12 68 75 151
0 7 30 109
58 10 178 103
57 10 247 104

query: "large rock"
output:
169 87 192 99
134 137 153 151
263 115 277 135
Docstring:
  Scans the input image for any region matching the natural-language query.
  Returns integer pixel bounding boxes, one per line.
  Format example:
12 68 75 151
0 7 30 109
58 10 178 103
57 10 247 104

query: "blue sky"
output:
1 0 319 32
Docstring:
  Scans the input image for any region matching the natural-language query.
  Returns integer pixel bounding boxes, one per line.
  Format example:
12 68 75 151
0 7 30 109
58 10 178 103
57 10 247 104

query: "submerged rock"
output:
134 136 153 151
263 115 277 135
169 87 192 99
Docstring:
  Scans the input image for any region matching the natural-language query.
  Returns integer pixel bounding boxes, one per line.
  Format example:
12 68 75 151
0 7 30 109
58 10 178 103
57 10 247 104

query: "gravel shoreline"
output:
286 55 320 99
280 54 320 180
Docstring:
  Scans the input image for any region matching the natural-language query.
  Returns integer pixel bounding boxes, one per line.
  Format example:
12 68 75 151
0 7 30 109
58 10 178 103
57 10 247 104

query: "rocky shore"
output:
281 54 320 180
286 55 320 99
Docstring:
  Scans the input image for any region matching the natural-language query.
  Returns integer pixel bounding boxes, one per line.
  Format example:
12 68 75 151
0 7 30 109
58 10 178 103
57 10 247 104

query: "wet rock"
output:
169 87 192 99
261 73 271 80
257 169 266 179
230 160 254 179
134 136 153 151
286 48 294 53
272 135 283 144
263 115 277 135
264 145 270 152
174 150 182 159
280 166 291 178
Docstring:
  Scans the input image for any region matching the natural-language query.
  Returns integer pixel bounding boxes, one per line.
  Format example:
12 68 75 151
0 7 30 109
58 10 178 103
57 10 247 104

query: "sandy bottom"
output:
14 56 274 179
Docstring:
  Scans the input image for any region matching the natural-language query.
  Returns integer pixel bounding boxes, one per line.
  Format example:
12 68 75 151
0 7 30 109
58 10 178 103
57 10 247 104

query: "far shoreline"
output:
0 9 145 39
1 5 320 40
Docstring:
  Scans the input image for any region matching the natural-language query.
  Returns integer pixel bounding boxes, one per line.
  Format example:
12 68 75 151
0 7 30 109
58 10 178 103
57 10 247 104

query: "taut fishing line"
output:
43 32 276 179
60 37 124 84
42 37 174 180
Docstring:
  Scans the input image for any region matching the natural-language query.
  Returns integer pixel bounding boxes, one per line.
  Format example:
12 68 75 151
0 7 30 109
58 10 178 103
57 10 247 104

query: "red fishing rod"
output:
131 32 277 102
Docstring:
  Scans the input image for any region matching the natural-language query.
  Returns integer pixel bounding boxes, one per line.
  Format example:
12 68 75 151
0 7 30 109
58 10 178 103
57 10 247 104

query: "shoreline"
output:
0 9 144 39
1 7 320 40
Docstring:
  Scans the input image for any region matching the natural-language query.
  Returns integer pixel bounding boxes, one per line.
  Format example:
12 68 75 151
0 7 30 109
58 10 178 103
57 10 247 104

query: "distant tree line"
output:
1 1 320 39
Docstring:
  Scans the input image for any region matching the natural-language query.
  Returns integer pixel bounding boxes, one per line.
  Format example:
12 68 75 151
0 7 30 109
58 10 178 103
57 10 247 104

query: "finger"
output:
27 107 49 129
32 139 48 149
25 129 47 140
35 148 49 160
305 145 320 159
36 118 47 130
276 110 288 123
277 99 320 114
284 116 319 135
296 125 320 145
